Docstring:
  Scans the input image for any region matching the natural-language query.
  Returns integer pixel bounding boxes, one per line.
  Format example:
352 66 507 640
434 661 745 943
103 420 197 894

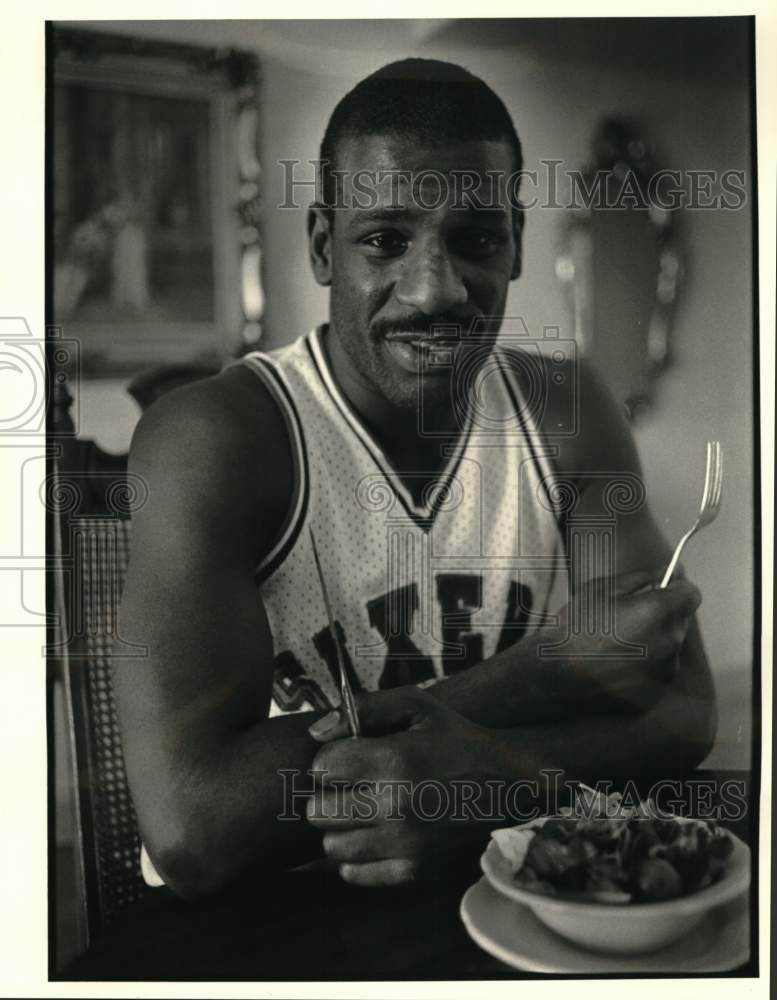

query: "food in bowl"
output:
483 784 750 956
492 791 734 904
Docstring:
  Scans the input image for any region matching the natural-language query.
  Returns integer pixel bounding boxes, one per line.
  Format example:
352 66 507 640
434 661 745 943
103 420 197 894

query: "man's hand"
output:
307 689 498 887
549 569 702 715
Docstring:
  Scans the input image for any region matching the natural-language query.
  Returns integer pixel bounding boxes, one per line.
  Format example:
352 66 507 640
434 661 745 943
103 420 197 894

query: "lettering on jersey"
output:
366 582 436 689
496 580 534 652
312 619 365 694
273 577 535 708
436 573 484 674
272 650 333 712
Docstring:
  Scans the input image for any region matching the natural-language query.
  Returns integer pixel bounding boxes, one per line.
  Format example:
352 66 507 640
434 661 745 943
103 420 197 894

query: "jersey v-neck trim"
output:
305 326 475 529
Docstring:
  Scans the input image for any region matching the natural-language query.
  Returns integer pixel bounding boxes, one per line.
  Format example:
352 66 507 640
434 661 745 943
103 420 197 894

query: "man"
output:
115 59 716 898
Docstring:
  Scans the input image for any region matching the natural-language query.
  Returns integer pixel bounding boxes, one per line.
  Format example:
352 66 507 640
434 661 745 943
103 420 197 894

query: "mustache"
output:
372 315 474 339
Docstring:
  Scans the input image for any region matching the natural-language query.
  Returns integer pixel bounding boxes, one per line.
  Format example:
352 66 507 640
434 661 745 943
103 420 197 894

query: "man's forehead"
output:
336 133 515 177
334 134 516 216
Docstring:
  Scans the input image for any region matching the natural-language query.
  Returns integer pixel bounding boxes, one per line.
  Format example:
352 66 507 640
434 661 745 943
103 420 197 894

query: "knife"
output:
309 527 361 738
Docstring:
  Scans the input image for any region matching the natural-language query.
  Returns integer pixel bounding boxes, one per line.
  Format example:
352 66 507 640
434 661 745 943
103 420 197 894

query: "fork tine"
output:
709 442 721 503
711 443 723 508
704 441 723 514
699 441 714 513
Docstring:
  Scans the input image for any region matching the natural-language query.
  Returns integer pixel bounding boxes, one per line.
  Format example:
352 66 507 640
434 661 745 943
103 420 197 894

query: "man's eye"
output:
454 230 505 257
361 231 408 256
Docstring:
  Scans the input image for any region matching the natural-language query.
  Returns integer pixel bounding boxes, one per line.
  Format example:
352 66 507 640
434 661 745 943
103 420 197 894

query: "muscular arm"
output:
485 619 715 787
114 368 324 899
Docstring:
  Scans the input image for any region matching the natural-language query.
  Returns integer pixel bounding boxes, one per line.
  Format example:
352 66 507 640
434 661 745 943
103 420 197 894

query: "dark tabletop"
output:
57 769 759 981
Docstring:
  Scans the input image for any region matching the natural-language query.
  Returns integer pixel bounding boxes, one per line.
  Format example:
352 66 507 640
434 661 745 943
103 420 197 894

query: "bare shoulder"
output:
128 361 294 567
533 353 673 569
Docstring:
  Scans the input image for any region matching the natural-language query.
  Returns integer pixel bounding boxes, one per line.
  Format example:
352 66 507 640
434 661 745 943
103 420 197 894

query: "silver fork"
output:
660 440 723 589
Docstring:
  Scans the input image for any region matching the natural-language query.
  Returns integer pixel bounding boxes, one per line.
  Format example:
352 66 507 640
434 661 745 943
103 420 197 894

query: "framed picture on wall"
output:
50 29 263 377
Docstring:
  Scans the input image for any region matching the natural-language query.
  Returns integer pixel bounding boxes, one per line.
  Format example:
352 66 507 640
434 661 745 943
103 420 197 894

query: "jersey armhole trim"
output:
239 353 310 584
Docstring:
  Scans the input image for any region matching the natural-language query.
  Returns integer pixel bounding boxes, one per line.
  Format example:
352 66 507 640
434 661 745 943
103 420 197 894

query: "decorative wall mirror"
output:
51 28 263 378
555 118 683 419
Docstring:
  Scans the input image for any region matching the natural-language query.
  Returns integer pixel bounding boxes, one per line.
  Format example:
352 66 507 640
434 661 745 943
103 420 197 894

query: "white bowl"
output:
481 830 750 956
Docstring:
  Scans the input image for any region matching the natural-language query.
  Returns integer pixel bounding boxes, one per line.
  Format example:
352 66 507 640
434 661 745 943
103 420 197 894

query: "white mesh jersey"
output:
241 326 569 716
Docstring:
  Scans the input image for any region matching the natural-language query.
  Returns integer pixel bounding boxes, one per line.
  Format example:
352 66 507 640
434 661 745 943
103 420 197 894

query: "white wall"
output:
71 20 755 768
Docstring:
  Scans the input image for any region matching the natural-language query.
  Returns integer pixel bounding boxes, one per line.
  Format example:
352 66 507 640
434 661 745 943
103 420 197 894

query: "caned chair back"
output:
49 419 150 948
60 514 149 944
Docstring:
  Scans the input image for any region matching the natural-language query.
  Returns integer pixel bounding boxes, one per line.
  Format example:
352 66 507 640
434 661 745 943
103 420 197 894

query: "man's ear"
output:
308 206 333 287
510 205 524 281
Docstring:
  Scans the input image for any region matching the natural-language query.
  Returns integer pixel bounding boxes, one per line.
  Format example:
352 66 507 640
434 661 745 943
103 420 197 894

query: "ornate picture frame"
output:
50 28 262 378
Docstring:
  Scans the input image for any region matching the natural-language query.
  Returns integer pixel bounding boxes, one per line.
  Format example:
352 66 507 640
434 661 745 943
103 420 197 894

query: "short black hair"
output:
318 58 523 209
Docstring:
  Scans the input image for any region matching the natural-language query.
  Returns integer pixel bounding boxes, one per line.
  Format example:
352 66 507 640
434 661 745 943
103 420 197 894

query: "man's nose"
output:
394 243 468 315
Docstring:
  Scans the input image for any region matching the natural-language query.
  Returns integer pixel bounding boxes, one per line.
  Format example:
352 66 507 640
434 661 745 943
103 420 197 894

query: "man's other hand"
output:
552 569 703 715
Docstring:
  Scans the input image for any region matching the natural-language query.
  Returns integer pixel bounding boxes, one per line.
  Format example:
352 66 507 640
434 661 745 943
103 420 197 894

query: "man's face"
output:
311 134 522 410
